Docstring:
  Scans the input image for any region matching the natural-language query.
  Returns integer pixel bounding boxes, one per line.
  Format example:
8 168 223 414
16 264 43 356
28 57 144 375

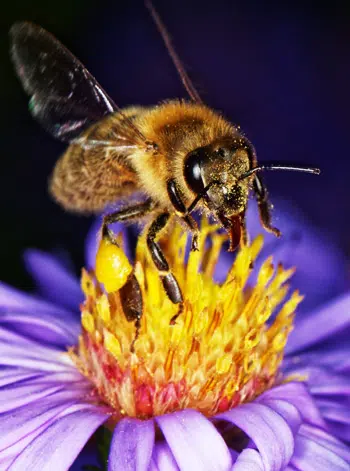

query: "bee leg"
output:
240 212 249 247
102 198 154 240
146 212 184 323
101 199 153 350
167 179 199 251
119 273 143 353
253 174 281 237
184 215 199 251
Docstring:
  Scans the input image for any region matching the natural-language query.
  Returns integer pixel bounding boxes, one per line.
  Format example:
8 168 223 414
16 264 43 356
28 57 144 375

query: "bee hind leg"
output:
167 179 199 251
253 174 281 237
119 273 143 352
102 198 154 240
146 212 184 323
101 199 154 350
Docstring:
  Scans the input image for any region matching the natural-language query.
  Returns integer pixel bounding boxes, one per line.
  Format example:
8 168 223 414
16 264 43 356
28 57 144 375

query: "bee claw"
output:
130 318 141 353
170 302 184 325
191 236 199 251
102 225 119 246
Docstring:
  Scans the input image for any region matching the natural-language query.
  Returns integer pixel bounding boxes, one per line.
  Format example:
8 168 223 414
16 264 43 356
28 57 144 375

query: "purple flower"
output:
0 208 349 471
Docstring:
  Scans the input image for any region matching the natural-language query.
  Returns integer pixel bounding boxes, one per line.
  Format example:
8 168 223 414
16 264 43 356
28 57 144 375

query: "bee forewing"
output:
10 22 118 142
49 109 146 213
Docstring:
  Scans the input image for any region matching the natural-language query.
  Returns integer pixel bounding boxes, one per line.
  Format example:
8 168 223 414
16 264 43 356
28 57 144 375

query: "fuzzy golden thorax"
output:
131 100 255 213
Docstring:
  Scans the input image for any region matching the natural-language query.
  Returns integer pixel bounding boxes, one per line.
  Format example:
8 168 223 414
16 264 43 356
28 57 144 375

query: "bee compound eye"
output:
184 149 206 194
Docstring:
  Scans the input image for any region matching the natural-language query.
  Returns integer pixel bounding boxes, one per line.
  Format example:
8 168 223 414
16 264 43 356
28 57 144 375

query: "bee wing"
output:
10 22 142 143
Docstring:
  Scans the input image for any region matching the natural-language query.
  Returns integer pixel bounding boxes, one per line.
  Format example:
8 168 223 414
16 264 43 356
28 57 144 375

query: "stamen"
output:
70 219 303 421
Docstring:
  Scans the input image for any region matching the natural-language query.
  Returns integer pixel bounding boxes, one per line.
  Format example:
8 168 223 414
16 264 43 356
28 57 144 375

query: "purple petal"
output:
85 216 132 270
257 382 325 428
216 402 294 471
0 282 75 321
0 374 90 413
286 294 350 355
0 310 79 346
0 369 43 388
149 442 179 471
108 417 155 471
0 327 77 372
299 424 350 463
0 369 87 389
24 249 82 311
290 426 350 471
2 402 110 469
156 409 232 471
247 201 348 294
0 390 91 451
287 367 350 396
316 399 350 426
326 421 350 443
284 344 350 374
314 399 350 442
8 406 108 471
258 399 302 435
0 382 63 414
1 424 49 469
233 449 265 471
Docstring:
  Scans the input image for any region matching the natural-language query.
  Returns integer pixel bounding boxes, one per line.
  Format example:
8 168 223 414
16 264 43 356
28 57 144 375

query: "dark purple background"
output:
1 0 350 287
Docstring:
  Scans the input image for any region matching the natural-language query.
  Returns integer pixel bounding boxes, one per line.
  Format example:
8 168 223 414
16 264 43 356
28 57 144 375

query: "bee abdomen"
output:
50 143 137 213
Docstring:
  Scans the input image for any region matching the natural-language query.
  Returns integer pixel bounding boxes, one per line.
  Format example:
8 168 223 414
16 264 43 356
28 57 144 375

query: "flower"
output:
1 214 350 470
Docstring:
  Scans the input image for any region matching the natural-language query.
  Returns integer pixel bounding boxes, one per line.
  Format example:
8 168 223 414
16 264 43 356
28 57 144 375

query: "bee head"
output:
183 138 255 216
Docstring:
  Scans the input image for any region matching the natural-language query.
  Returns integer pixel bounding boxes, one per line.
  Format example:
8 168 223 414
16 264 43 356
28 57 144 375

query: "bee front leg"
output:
147 212 184 324
253 174 281 238
167 179 199 251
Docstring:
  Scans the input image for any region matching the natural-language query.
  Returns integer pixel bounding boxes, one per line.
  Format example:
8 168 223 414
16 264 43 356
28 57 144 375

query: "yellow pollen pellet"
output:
96 294 111 324
104 330 122 359
216 354 232 374
95 237 132 293
81 310 95 333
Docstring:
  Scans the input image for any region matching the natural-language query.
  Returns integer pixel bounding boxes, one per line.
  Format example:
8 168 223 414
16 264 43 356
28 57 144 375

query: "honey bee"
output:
10 2 319 326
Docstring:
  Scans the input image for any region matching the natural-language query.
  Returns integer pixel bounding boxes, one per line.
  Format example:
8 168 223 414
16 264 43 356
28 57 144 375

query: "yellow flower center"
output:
70 219 302 421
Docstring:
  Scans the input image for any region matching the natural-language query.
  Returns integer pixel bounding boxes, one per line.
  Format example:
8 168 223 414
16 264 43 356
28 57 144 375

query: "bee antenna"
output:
239 164 321 181
145 0 203 104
